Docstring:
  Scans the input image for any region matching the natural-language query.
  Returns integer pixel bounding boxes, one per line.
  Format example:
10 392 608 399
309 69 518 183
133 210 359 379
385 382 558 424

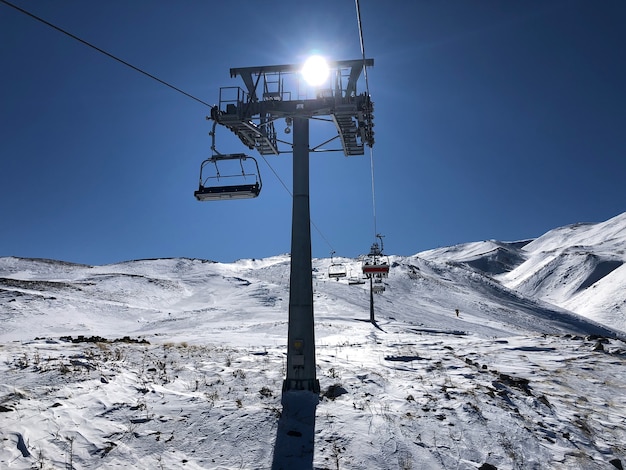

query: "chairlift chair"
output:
362 234 390 279
372 284 386 294
194 153 262 201
328 263 347 279
327 250 347 279
362 261 390 278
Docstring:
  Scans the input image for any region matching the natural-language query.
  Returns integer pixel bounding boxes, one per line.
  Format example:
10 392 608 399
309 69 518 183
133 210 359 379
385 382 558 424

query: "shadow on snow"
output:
271 391 318 470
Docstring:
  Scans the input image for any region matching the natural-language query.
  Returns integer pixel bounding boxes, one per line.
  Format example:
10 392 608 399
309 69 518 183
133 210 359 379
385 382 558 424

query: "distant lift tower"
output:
362 234 389 323
206 58 374 393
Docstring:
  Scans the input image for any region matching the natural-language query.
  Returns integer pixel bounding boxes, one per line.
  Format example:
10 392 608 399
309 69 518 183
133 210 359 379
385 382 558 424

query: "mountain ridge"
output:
2 213 625 342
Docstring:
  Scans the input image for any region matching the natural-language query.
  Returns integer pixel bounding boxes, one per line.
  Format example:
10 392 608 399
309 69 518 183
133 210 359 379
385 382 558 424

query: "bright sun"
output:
301 55 330 87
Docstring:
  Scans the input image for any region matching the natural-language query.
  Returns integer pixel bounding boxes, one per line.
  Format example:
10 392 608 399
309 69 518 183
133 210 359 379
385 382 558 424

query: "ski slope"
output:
1 214 626 469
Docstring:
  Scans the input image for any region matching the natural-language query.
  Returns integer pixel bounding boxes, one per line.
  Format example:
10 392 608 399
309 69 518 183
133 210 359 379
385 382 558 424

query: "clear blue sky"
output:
1 0 625 265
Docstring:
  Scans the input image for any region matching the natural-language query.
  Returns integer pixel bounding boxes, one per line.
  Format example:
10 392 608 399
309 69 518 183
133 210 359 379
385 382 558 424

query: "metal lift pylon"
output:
362 234 389 323
203 58 374 394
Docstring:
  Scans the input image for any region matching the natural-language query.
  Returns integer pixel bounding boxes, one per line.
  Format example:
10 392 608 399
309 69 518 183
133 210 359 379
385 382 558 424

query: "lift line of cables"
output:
1 0 339 253
0 0 213 108
355 0 380 244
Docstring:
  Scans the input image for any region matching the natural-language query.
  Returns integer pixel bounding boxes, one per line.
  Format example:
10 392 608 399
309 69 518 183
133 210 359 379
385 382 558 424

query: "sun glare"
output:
301 55 330 87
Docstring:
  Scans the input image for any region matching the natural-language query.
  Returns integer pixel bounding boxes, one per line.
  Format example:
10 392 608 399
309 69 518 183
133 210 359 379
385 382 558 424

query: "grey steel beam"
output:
283 116 319 393
231 59 373 104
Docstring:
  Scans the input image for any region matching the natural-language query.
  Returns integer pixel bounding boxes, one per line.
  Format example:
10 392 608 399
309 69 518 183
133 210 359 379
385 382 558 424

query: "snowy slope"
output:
418 212 626 333
1 214 626 469
418 240 531 276
1 253 619 344
498 212 626 332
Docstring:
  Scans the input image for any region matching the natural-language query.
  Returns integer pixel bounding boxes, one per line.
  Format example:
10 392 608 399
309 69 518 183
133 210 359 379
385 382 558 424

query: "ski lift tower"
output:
362 234 389 323
207 57 374 393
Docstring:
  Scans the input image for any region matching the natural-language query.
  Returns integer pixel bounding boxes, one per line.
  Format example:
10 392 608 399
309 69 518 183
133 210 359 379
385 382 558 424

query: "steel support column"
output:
369 277 375 323
283 116 319 393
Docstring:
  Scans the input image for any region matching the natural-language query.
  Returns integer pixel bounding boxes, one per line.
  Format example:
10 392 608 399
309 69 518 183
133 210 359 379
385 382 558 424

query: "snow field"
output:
2 213 626 468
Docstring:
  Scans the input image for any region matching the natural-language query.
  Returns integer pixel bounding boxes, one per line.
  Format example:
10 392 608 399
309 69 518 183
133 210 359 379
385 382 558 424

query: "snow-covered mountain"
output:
419 212 626 334
1 214 625 469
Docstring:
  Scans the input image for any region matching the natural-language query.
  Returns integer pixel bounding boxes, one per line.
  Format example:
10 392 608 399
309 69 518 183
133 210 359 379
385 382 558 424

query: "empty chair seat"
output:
194 183 260 201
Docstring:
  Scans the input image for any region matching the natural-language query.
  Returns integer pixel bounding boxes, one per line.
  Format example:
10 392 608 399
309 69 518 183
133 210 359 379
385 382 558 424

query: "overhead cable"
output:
355 0 379 240
0 0 213 108
2 0 337 253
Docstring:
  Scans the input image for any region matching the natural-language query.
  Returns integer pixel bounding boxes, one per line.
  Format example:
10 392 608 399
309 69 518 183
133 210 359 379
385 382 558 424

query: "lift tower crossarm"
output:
213 58 375 156
230 59 374 103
